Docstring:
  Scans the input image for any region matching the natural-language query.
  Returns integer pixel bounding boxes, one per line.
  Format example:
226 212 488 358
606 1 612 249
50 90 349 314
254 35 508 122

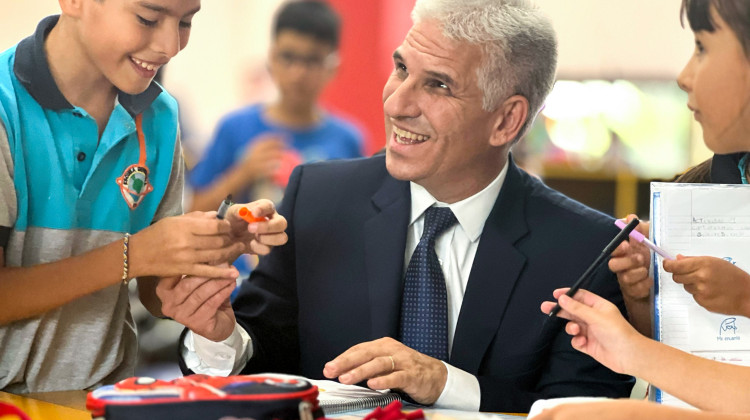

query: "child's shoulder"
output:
0 44 22 131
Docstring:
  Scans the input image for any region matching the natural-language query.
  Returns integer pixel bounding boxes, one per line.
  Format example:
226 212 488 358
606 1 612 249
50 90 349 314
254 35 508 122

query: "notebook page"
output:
651 183 750 408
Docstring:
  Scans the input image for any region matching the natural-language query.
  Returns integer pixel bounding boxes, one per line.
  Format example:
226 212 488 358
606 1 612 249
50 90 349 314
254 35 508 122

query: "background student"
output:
0 0 286 393
188 0 363 278
188 0 364 210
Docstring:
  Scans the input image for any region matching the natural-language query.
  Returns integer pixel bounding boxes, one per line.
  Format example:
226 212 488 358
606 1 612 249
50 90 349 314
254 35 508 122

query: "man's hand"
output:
225 199 288 259
323 337 447 405
665 255 750 317
156 274 237 342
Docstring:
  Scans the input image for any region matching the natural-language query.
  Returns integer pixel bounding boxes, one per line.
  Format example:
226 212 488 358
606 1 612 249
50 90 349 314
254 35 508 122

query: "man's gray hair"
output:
411 0 557 141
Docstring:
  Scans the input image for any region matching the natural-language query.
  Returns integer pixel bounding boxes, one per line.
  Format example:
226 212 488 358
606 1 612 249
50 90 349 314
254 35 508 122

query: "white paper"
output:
651 183 750 408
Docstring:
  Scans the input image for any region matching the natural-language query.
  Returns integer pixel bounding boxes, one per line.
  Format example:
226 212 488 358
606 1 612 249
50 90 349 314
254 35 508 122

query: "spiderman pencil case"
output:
86 374 323 420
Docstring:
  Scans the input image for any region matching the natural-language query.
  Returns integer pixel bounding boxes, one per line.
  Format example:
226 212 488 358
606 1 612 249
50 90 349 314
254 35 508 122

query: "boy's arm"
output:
0 240 125 325
0 215 248 326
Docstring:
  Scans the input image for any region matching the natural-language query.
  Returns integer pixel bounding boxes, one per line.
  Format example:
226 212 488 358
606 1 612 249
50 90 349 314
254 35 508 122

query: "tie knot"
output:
421 207 457 243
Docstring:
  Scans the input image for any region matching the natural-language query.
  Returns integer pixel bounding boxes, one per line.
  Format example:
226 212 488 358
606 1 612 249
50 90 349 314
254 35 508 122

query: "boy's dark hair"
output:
273 0 341 49
681 0 750 57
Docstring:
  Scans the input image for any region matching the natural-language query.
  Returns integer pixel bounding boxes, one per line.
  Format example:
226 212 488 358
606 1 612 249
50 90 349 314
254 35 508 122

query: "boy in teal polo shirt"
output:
0 0 287 393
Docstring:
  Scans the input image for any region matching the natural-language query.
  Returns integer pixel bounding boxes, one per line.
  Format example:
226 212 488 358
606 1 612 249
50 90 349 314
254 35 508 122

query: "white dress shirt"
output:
183 161 509 411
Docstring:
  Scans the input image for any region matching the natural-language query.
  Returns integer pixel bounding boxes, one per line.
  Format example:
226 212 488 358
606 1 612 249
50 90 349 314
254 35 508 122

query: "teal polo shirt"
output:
0 15 185 393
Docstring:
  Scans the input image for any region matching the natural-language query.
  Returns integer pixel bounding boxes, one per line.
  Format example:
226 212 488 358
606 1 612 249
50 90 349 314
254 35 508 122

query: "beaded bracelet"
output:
122 233 131 284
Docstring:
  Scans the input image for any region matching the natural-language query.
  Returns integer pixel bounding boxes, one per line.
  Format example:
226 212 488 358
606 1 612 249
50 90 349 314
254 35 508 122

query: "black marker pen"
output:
217 194 233 220
548 217 640 318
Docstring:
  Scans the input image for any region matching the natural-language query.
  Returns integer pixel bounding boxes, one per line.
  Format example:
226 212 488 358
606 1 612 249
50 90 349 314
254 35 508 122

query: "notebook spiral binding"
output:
320 393 402 415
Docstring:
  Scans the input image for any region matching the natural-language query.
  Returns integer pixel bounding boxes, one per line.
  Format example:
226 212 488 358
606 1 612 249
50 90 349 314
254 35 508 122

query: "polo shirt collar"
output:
711 153 743 183
14 15 162 117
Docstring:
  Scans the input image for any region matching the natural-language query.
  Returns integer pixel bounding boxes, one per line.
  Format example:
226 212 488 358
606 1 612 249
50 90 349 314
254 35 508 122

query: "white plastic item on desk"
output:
527 397 609 419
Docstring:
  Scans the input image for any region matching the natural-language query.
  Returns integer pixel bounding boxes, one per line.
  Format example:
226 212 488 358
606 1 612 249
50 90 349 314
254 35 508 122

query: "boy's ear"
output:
321 52 340 83
489 95 529 147
58 0 84 18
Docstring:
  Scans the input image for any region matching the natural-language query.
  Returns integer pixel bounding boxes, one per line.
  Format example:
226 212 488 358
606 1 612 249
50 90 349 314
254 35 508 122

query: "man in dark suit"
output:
164 0 633 412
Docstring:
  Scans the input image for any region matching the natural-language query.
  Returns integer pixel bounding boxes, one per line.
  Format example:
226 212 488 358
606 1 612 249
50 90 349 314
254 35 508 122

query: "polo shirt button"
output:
77 152 86 161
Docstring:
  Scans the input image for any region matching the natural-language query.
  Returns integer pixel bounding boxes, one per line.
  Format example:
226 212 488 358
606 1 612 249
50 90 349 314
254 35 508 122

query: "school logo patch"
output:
116 164 154 210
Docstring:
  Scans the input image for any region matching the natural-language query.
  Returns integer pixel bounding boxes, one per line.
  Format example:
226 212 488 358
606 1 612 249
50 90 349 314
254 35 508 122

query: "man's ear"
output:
489 95 529 147
58 0 84 18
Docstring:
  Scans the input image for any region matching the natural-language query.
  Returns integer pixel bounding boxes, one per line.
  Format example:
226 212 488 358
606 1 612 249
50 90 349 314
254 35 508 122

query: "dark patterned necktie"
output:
399 206 457 361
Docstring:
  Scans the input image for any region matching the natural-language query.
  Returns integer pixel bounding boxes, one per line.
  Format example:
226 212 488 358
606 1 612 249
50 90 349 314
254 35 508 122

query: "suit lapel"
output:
451 158 530 373
364 175 411 339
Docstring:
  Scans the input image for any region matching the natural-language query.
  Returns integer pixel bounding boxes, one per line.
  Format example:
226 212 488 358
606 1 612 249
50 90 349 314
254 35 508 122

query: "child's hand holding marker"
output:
614 219 675 260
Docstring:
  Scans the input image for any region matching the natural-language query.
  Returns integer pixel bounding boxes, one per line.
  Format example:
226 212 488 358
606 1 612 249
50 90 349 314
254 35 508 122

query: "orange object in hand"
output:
239 207 269 224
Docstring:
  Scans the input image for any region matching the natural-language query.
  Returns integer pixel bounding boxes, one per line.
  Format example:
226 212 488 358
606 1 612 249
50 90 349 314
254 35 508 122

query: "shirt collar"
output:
409 160 509 242
14 15 162 117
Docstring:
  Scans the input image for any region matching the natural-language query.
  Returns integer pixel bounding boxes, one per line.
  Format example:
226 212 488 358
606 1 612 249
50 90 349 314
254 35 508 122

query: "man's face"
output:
78 0 200 95
383 19 504 203
269 30 337 110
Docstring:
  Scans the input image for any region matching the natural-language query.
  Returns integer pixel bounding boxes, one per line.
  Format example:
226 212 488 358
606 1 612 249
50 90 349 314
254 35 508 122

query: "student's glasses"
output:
273 50 339 70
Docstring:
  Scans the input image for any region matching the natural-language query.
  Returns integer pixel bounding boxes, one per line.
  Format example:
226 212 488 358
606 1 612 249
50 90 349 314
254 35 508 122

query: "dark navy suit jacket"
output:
230 154 633 412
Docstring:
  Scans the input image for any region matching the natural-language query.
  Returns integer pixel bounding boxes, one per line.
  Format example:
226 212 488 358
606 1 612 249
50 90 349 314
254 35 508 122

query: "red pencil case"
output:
86 374 323 420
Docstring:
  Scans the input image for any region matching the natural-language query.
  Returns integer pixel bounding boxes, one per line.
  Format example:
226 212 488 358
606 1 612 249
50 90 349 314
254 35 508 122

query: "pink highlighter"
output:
614 219 675 260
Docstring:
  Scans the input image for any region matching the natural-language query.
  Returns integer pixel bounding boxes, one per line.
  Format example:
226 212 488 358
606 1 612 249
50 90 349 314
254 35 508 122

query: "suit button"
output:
77 152 86 161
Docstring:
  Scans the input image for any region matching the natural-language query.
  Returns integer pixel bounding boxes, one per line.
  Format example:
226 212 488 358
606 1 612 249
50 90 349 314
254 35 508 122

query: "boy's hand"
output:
129 212 242 279
239 135 286 182
226 199 288 258
664 255 750 317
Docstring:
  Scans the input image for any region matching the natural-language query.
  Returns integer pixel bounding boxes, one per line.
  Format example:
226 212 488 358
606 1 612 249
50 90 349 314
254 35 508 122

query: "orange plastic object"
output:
238 207 269 224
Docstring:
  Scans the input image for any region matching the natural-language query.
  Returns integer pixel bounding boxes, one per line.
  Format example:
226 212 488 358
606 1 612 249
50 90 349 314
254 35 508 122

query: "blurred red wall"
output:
319 0 415 155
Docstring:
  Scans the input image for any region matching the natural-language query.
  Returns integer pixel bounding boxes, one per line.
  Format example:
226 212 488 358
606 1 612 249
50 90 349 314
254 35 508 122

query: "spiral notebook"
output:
309 379 401 415
260 373 401 415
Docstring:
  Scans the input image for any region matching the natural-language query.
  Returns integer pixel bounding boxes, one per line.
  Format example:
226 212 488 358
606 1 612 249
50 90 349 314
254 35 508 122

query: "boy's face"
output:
268 30 337 109
677 6 750 154
77 0 201 94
